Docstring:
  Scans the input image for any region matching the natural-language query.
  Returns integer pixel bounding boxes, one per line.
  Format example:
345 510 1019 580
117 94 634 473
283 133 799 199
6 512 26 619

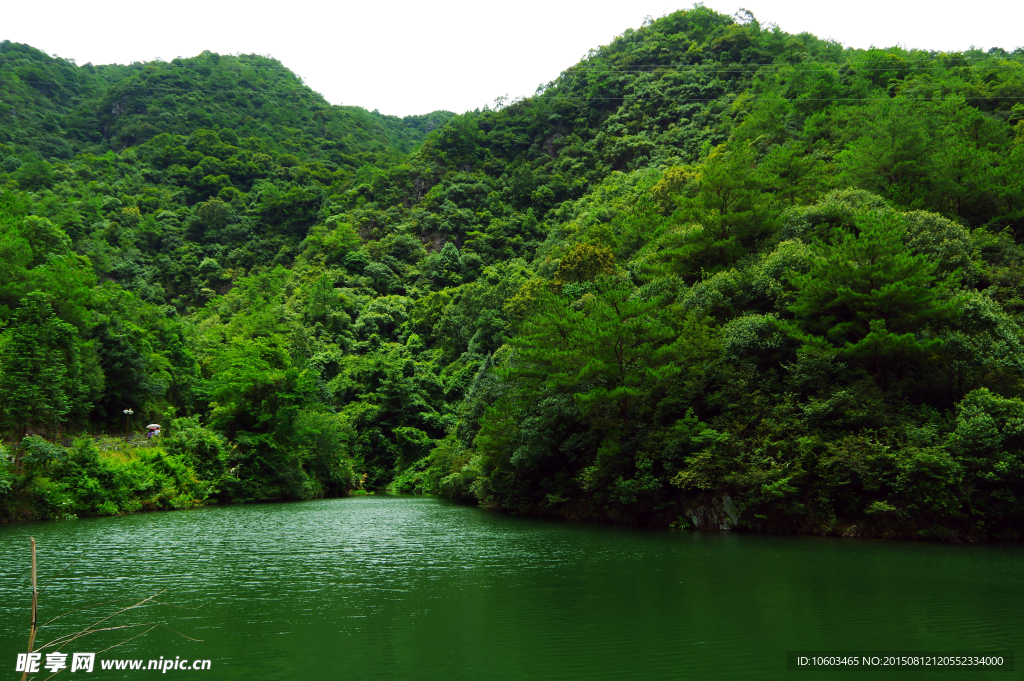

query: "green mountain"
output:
1 8 1023 540
0 41 453 163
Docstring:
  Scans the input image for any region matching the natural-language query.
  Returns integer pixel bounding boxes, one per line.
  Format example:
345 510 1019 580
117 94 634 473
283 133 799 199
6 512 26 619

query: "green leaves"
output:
757 140 827 206
837 98 938 203
674 141 772 253
946 389 1024 527
207 335 299 436
787 211 955 390
462 278 720 508
3 10 1024 537
0 292 89 437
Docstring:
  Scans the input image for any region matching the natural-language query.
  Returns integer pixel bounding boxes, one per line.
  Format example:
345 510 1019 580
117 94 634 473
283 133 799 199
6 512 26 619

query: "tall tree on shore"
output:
0 292 90 438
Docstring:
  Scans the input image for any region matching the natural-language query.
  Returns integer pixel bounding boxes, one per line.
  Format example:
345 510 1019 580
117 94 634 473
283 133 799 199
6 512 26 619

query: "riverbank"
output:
5 443 1017 545
0 411 370 524
3 430 1018 545
0 434 214 523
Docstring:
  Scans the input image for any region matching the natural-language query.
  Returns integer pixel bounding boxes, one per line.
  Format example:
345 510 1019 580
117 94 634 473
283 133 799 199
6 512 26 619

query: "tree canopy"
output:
2 8 1024 539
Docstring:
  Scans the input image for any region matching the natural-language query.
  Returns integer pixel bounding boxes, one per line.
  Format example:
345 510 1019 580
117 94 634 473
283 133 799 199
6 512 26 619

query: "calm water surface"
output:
0 496 1020 680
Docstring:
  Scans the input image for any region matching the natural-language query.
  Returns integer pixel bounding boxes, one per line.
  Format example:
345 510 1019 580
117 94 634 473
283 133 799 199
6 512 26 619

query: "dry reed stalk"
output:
19 539 202 681
20 536 38 681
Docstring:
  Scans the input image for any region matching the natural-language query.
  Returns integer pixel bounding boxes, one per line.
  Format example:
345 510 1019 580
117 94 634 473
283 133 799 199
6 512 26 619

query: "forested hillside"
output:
0 41 452 164
2 8 1023 540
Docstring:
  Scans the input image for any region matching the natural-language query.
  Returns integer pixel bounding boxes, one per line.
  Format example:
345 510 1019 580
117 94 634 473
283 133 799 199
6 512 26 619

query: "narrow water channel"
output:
1 496 1019 679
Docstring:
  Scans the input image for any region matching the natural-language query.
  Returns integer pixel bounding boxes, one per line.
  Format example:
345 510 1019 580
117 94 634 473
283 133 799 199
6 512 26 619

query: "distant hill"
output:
0 41 453 166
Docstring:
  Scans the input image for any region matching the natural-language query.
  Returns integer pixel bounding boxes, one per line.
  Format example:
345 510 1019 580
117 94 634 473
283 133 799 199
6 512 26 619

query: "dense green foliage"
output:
1 41 453 162
3 8 1024 539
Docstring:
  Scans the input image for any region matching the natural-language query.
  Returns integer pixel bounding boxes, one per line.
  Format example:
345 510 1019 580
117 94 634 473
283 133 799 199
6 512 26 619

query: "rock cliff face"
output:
686 494 738 530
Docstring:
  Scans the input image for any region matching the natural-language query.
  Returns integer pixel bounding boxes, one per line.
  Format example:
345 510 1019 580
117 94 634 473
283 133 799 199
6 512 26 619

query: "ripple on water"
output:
1 496 1021 681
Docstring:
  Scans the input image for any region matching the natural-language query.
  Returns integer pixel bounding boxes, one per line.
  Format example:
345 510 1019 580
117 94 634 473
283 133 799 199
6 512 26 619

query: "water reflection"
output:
1 496 1020 680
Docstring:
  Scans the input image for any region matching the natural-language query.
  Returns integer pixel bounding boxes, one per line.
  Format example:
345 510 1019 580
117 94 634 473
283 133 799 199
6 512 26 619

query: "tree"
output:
0 292 88 437
683 141 765 243
553 243 615 285
787 211 956 391
947 388 1024 530
491 279 717 494
757 140 826 206
837 98 937 205
669 141 772 269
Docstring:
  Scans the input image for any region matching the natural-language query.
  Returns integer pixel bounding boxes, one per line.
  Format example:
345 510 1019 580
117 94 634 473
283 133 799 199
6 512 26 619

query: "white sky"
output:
4 0 1024 117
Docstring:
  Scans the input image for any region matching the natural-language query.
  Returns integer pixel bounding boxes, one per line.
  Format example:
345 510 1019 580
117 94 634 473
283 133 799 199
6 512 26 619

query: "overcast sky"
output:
5 0 1023 117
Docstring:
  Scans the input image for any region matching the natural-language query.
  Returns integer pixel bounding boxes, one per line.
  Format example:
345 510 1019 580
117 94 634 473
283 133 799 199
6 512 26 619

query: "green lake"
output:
1 496 1020 679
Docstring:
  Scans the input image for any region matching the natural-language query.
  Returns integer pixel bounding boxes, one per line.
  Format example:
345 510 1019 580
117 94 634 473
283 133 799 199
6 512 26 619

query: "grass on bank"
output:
0 420 231 522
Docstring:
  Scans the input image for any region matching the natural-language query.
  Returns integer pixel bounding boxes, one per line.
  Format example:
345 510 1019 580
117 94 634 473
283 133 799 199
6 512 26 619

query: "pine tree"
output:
787 211 956 390
503 280 716 481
